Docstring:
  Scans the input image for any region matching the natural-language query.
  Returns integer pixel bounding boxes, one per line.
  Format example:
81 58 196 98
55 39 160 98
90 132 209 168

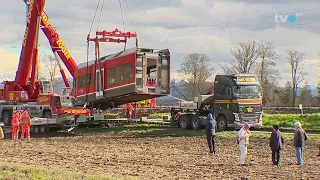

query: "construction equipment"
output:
0 0 90 127
0 0 171 129
171 74 263 131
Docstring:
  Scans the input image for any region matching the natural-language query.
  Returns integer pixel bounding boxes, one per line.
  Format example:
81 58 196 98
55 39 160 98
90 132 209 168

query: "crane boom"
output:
39 12 77 77
15 0 45 85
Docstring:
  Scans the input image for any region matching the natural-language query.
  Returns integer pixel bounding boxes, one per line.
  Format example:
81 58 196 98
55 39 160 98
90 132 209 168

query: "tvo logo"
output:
275 13 302 23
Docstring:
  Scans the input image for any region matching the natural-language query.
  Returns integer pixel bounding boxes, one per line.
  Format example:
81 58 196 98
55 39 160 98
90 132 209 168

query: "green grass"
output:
263 113 320 130
0 163 134 180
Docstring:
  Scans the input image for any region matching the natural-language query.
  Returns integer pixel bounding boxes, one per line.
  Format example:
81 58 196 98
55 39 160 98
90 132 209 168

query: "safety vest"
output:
12 114 19 126
20 111 31 128
126 104 133 111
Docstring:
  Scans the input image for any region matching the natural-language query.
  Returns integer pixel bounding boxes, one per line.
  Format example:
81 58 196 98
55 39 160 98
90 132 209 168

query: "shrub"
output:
149 113 170 119
104 113 120 119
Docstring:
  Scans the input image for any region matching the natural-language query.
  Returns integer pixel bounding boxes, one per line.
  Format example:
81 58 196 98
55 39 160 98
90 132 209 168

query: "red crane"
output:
23 0 75 88
0 0 90 125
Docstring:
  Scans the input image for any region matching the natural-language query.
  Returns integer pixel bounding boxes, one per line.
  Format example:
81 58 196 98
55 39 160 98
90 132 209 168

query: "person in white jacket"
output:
238 122 251 166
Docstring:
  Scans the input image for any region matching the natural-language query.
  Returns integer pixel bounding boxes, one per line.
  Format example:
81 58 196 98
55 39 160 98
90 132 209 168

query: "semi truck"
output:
170 73 263 131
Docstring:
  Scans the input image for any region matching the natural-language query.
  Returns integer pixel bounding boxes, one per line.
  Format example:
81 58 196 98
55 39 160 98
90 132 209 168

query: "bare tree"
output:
39 54 59 91
256 41 280 105
170 79 189 100
0 73 15 82
178 54 214 100
221 40 259 73
286 49 306 107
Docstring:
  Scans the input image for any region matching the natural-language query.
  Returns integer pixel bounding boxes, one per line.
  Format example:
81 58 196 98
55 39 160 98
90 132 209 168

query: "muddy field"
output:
1 130 320 180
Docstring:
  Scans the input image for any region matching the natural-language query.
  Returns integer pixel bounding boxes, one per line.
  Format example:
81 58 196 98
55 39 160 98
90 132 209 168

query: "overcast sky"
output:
1 0 320 87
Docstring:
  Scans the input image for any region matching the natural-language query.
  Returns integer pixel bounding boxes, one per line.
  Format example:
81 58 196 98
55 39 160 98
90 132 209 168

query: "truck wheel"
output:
191 115 200 130
2 111 12 126
43 111 52 118
178 115 189 129
217 116 227 131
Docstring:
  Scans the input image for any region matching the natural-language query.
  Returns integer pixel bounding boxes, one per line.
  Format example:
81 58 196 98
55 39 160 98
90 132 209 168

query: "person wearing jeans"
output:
238 122 251 166
294 122 308 165
206 113 216 154
269 125 284 165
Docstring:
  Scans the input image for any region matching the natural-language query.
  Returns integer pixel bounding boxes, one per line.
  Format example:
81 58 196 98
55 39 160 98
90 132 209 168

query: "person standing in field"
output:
19 110 31 141
238 122 251 166
294 122 308 165
205 112 216 154
269 124 284 166
11 110 20 141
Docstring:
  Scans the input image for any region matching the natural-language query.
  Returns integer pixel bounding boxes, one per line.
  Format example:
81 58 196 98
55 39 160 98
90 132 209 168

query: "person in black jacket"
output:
270 125 284 165
206 113 216 154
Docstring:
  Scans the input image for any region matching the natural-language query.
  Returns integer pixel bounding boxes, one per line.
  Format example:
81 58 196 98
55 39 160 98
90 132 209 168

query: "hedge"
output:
262 113 320 130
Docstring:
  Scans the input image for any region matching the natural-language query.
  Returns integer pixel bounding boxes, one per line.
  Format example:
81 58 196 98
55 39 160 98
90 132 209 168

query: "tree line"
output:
171 40 319 107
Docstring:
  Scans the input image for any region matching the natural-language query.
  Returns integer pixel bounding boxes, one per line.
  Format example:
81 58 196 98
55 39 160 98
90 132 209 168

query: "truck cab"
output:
213 74 263 130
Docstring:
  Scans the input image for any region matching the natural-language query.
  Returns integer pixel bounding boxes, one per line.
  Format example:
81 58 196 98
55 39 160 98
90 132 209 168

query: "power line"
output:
166 4 320 31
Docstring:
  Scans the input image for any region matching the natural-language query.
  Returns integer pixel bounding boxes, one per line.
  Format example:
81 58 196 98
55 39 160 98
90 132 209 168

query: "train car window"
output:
77 75 85 88
123 63 133 83
107 68 115 87
115 65 124 85
86 74 92 86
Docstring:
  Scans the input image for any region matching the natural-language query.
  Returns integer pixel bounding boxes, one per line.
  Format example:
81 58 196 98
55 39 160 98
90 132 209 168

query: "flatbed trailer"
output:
0 115 77 134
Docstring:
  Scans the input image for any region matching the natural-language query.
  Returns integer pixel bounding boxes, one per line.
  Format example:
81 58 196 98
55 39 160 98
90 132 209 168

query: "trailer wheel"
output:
2 111 12 126
190 114 200 130
33 126 40 134
217 115 227 131
40 126 47 133
178 115 189 129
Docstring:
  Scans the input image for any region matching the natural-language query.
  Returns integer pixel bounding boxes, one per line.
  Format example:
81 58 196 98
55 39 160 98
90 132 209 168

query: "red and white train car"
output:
73 47 170 109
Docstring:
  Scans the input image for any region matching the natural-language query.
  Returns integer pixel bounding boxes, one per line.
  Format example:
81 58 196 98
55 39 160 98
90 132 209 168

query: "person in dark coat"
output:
206 113 216 154
269 125 284 165
294 122 308 165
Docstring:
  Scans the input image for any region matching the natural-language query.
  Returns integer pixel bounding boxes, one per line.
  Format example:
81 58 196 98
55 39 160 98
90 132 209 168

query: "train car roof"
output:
77 47 170 69
77 47 137 69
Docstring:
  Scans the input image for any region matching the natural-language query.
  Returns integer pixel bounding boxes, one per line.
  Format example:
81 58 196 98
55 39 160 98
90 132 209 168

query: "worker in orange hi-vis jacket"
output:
11 110 20 140
125 103 133 119
19 110 31 141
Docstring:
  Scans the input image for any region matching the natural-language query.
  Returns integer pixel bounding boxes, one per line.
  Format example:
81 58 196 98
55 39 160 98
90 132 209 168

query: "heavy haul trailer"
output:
74 47 170 109
170 74 263 131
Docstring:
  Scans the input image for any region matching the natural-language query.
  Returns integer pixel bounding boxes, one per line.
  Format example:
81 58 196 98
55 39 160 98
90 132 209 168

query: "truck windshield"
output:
232 85 262 99
60 96 74 107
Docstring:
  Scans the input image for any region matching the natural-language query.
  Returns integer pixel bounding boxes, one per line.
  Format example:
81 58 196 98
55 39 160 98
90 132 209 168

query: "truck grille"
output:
240 112 260 122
